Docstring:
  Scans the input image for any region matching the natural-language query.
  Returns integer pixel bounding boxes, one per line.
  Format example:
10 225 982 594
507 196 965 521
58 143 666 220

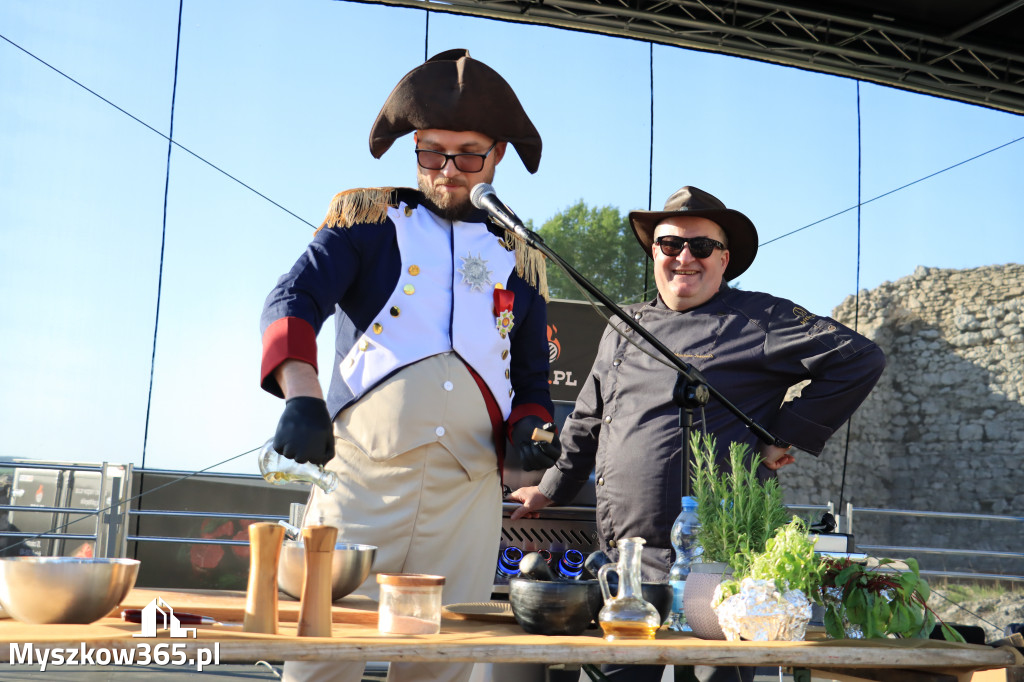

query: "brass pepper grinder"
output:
297 525 338 637
244 522 286 634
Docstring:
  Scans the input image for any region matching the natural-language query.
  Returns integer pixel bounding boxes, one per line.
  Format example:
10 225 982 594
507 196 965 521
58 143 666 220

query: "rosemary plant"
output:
689 433 790 575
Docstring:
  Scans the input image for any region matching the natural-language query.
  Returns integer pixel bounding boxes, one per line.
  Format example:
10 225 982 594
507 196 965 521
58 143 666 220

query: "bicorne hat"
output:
628 186 759 281
369 49 542 173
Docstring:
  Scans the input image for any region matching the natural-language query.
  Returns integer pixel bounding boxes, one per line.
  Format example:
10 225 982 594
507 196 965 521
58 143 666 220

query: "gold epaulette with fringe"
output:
316 187 548 300
502 232 549 302
317 187 397 232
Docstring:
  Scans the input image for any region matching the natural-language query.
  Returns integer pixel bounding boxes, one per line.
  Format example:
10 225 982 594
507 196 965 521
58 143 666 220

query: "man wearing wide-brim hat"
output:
260 49 558 682
510 185 887 681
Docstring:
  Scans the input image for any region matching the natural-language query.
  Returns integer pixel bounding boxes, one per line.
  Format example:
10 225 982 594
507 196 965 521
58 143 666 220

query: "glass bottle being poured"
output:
258 439 339 494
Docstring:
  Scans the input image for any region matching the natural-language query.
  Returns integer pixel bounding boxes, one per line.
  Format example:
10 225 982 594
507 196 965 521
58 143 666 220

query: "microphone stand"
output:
504 222 786 498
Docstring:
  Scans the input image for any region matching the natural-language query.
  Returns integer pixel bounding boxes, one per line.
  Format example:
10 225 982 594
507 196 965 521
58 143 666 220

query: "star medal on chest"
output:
458 252 493 293
494 289 515 339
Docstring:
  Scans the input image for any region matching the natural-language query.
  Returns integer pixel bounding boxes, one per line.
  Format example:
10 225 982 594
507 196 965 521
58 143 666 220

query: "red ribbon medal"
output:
494 289 515 338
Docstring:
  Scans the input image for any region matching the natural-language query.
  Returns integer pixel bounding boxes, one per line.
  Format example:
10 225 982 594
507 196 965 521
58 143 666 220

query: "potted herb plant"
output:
711 517 823 641
683 433 791 639
819 555 965 641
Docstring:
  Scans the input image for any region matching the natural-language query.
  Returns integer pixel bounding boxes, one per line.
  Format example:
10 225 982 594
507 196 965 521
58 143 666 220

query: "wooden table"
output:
1 588 1020 682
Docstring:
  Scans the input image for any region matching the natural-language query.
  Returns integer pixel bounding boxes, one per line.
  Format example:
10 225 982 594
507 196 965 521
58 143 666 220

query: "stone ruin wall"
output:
779 263 1024 577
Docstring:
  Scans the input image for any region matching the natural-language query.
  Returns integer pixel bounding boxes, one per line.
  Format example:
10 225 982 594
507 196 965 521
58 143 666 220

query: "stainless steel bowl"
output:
0 557 140 624
278 540 376 601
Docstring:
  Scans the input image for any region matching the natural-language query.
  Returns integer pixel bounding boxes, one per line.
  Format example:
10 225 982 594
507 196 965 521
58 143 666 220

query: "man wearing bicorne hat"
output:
510 186 887 682
260 49 559 682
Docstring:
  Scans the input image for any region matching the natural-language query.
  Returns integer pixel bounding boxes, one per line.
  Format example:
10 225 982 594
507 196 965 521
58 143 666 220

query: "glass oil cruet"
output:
258 438 339 493
597 536 661 640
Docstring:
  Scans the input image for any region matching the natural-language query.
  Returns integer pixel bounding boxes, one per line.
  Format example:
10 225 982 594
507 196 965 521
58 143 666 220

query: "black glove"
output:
272 396 334 466
511 416 561 471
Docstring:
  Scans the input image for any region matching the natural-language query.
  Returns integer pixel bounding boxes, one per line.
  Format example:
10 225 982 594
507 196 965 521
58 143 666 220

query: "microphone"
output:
470 183 528 238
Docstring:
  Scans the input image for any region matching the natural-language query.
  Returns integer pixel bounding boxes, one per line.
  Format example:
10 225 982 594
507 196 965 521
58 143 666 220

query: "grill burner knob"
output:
519 552 555 581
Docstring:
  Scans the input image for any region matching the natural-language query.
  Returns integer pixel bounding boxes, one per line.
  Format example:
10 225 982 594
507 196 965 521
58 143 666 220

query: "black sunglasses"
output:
414 141 497 173
654 235 726 259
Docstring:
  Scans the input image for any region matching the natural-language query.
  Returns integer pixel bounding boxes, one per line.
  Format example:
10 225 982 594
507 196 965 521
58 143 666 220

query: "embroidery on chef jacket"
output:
458 252 493 292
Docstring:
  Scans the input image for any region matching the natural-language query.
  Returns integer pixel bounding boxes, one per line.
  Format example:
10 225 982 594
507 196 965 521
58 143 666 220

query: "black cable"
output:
424 10 430 61
838 81 863 514
930 589 1004 633
0 31 316 230
643 42 653 301
761 132 1024 247
141 0 183 476
133 0 183 561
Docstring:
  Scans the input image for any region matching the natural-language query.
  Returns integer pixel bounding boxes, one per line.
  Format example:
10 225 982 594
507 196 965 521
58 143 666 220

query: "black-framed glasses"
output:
414 141 497 173
654 235 726 259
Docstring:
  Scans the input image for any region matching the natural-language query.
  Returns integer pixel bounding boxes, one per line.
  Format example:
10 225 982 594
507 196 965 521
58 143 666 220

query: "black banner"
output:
545 299 611 403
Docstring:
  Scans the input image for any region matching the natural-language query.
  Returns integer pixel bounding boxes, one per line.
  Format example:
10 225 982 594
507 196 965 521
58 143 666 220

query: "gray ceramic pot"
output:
682 562 732 640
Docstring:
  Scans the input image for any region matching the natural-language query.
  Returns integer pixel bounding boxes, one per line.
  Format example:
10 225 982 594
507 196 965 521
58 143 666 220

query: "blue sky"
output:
2 1 1022 475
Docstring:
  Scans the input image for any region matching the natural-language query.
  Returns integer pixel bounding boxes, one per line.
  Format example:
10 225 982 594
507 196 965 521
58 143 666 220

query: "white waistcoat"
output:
338 201 516 418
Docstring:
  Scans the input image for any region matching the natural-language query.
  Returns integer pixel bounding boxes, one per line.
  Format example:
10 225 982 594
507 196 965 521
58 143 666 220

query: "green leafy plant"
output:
820 556 965 642
690 433 789 575
714 517 825 606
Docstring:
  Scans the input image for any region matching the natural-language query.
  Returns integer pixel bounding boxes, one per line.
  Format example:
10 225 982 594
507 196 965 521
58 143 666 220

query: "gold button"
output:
372 323 383 334
390 306 400 317
358 340 369 351
404 206 413 217
403 284 415 295
408 265 420 276
501 350 509 360
508 388 513 397
504 369 510 379
608 539 616 549
494 282 503 290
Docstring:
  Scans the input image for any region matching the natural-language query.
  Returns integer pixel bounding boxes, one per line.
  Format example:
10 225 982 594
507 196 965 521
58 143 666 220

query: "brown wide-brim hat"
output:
368 49 542 174
629 186 758 281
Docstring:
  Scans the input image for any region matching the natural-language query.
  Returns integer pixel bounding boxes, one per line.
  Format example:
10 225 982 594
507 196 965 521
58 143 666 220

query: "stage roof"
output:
359 0 1024 115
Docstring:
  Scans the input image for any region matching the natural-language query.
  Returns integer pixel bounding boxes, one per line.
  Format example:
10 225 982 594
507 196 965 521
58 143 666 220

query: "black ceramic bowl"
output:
641 582 674 625
508 578 603 636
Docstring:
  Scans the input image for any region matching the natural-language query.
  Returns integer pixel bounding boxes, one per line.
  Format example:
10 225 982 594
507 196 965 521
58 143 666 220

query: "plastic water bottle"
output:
666 495 700 631
258 439 339 493
495 546 524 583
556 549 585 579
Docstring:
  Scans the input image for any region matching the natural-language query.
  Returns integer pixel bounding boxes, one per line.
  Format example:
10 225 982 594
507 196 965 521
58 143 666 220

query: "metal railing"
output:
0 459 132 558
842 503 1024 583
2 464 1022 583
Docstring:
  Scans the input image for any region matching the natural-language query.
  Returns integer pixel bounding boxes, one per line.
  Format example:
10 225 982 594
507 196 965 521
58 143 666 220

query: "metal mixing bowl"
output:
278 540 377 601
0 557 140 624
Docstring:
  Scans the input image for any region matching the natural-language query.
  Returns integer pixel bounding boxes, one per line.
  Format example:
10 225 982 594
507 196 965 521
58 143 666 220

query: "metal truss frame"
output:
355 0 1024 115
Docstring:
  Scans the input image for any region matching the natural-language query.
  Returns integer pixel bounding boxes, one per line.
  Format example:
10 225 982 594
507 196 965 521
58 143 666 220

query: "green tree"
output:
530 200 648 303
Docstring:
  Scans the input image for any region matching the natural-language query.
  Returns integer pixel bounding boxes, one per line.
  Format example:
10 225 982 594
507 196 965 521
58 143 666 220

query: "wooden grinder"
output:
244 522 286 633
297 524 338 637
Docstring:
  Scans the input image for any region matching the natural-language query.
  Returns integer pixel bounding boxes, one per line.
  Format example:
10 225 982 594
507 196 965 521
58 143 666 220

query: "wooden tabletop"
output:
1 588 1020 676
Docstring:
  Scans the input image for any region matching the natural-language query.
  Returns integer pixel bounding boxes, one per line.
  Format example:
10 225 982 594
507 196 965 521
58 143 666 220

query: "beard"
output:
417 162 496 222
417 176 475 221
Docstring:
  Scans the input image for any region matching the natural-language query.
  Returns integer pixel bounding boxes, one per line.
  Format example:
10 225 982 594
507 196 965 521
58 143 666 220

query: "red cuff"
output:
260 317 318 397
506 404 555 442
